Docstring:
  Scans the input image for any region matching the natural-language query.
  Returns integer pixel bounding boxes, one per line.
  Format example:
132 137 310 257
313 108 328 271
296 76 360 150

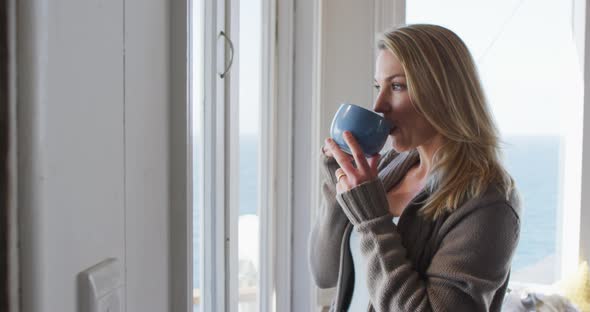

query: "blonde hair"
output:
378 24 515 220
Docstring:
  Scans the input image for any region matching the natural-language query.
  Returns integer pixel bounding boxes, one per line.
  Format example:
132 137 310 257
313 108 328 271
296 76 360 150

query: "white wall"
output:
124 0 171 311
17 0 171 311
317 0 377 140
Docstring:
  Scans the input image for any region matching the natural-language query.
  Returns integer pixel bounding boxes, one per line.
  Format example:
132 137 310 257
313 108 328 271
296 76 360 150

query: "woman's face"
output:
373 49 440 152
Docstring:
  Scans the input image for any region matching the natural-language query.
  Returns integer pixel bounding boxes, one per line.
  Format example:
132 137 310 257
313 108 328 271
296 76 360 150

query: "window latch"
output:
218 31 234 79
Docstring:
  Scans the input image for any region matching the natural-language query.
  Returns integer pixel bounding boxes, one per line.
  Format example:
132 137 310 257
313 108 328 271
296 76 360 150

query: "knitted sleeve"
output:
308 152 351 288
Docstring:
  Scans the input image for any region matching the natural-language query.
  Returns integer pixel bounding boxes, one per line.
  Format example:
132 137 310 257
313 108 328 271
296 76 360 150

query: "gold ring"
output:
336 172 347 182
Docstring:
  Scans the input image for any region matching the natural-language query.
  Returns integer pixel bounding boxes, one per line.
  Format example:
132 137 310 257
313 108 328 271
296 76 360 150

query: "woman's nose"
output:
373 91 390 113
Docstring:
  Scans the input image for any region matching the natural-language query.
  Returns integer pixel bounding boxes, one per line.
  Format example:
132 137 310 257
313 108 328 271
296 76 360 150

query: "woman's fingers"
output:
334 168 350 192
334 168 346 182
336 178 350 194
324 138 355 176
325 134 380 193
342 131 370 174
368 154 381 176
321 144 333 158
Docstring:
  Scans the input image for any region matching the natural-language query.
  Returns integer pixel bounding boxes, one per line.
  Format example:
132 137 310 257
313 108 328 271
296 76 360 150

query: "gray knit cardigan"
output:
308 149 521 312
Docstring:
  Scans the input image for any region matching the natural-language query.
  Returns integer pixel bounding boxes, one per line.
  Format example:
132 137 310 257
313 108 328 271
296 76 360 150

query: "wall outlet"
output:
78 258 124 312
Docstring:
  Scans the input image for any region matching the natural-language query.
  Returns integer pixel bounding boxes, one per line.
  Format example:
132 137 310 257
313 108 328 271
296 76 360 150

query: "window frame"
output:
170 0 192 310
201 0 234 310
172 1 590 311
171 0 295 311
576 0 590 277
259 0 295 310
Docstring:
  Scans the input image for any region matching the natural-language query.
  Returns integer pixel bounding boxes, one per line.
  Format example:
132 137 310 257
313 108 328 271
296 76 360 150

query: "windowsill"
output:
508 280 563 295
192 287 257 305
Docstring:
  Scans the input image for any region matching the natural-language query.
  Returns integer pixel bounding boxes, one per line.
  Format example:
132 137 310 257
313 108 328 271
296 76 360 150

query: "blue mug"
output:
330 103 394 156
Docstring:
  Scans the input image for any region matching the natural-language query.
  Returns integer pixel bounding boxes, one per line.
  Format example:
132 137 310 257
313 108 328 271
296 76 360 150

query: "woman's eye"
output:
391 83 405 91
373 84 380 91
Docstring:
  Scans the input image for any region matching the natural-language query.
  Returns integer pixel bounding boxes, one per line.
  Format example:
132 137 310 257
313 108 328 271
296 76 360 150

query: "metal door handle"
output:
218 31 234 79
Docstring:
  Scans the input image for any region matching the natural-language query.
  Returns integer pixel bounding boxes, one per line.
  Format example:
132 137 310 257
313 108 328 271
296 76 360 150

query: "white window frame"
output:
170 0 295 310
169 0 192 310
260 0 295 311
202 0 236 310
580 0 590 271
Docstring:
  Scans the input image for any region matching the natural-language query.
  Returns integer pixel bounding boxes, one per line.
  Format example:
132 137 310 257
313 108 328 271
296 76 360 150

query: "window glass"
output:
238 0 261 310
406 0 582 284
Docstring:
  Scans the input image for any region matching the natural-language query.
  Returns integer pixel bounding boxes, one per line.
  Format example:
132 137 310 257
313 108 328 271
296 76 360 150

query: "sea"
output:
193 135 561 311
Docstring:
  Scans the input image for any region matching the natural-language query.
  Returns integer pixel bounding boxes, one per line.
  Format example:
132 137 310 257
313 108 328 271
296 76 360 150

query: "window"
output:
190 0 291 311
406 0 584 284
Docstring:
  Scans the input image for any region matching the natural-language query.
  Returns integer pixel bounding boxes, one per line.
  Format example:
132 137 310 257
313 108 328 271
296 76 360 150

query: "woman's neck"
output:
414 134 446 180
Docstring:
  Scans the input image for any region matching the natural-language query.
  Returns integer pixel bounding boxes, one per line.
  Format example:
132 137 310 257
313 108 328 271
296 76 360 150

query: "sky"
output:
238 0 261 136
407 0 583 136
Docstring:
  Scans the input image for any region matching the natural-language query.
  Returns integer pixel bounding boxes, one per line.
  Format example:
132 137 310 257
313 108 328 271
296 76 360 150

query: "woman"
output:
309 24 521 312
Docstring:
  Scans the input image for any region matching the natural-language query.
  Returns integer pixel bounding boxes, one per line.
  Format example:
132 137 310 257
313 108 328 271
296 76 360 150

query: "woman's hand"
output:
321 144 334 158
324 131 381 194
